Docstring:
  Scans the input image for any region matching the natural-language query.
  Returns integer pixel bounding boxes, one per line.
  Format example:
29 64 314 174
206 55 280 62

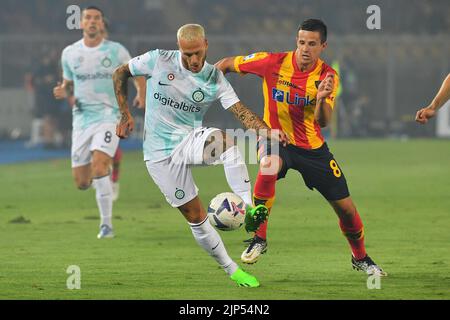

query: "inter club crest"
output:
101 57 112 68
192 89 205 103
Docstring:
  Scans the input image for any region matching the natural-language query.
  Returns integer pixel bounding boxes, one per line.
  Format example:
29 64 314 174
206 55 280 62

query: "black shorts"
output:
257 139 350 201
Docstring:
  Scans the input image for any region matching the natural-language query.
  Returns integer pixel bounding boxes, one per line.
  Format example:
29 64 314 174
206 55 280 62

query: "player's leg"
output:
145 158 259 287
90 123 120 238
299 143 386 276
201 129 268 233
240 154 282 264
329 197 365 259
241 137 289 264
203 130 252 205
71 127 94 190
253 154 283 238
111 147 122 201
91 150 115 238
180 197 259 287
329 197 386 276
72 165 92 190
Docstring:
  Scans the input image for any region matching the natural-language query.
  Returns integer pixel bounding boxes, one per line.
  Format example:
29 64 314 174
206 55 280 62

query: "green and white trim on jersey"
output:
128 49 240 162
61 39 131 130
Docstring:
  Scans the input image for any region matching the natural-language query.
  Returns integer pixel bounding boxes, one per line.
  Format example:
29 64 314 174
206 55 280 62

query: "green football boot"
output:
244 204 268 233
230 268 260 287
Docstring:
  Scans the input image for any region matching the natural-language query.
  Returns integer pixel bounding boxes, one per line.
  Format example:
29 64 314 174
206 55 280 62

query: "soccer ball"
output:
207 192 246 231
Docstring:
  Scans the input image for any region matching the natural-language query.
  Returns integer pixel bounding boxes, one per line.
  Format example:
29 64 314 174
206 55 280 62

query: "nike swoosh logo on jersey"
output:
158 81 171 86
244 179 250 183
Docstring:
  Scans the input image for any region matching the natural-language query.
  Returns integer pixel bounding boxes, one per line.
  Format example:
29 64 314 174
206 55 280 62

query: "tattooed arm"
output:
228 101 288 146
113 63 134 139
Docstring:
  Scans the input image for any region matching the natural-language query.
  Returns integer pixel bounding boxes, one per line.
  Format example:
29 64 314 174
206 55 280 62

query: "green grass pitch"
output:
1 139 449 299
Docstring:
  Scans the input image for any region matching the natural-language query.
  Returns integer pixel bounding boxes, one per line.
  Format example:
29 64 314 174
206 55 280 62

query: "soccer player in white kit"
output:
113 24 288 287
53 6 145 239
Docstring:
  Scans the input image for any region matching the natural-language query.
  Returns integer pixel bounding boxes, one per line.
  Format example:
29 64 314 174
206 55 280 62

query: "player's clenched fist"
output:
415 106 436 124
317 72 334 101
116 111 134 139
53 81 67 100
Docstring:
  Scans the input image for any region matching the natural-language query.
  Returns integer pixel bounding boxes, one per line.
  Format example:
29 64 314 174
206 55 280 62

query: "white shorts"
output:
146 127 221 207
71 122 120 168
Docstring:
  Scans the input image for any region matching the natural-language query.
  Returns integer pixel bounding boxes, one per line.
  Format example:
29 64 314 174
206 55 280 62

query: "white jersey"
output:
61 38 131 130
128 49 240 161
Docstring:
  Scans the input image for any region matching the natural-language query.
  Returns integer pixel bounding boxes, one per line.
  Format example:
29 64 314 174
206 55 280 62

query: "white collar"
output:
81 38 105 51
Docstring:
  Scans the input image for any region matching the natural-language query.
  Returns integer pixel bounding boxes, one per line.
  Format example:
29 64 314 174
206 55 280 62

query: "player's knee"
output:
336 204 356 218
179 206 204 224
91 160 110 177
260 155 282 174
76 180 91 190
204 130 233 163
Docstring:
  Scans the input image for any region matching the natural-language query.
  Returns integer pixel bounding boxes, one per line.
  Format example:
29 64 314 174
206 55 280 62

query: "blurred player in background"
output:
64 15 145 201
113 24 287 287
415 73 450 124
216 19 386 276
53 6 145 238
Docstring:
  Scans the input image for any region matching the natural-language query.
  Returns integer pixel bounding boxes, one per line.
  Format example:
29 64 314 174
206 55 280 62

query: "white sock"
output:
93 175 113 228
220 146 253 206
189 216 238 276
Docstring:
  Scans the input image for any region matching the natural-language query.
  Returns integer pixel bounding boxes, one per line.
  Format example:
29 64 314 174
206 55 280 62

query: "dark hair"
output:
298 19 327 43
82 6 104 18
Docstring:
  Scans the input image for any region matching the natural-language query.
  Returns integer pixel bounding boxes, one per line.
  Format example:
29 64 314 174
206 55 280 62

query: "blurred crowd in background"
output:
0 0 449 148
2 0 449 36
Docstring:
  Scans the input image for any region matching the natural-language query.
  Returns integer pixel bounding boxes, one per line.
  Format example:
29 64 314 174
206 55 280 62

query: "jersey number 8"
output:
329 160 342 178
104 131 112 143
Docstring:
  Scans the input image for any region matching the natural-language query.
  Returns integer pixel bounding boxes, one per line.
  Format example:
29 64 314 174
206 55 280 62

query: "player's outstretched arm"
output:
228 101 288 146
113 63 134 139
215 57 238 74
416 73 450 124
315 73 335 128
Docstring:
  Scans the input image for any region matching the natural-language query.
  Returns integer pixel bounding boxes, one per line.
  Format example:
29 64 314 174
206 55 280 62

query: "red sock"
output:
112 147 122 183
254 170 277 200
253 170 277 240
339 211 366 260
255 217 269 240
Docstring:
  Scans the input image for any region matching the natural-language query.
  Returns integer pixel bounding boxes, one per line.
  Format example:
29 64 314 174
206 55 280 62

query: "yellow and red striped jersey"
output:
234 51 339 150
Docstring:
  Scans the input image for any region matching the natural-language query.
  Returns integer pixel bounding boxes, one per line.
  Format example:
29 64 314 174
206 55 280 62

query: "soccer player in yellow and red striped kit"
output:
216 19 386 276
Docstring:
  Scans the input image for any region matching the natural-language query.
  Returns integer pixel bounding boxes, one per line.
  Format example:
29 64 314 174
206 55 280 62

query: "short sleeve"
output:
216 71 240 110
118 44 132 64
128 50 159 77
61 47 73 81
233 52 271 77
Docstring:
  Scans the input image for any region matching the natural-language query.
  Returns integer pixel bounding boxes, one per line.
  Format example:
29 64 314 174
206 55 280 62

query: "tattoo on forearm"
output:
120 112 129 125
229 102 269 131
113 64 132 114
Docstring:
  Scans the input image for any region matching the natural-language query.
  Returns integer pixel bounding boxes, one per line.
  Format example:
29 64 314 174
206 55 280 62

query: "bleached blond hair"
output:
177 24 206 41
